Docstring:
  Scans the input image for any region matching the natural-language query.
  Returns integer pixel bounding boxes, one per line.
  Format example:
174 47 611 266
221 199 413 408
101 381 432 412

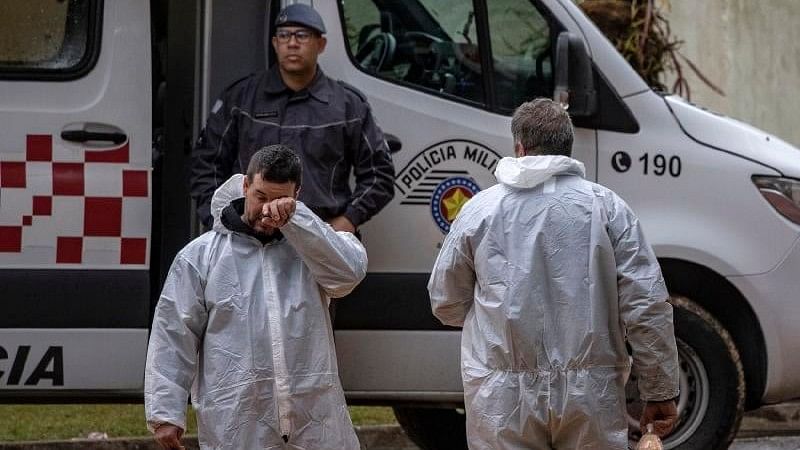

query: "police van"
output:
1 1 799 449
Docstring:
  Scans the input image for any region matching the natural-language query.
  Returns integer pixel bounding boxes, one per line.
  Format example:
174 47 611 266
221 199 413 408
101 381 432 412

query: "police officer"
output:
191 4 395 233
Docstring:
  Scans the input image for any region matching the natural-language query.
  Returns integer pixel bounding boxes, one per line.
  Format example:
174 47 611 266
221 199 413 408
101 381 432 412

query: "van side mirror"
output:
553 32 597 117
385 133 402 154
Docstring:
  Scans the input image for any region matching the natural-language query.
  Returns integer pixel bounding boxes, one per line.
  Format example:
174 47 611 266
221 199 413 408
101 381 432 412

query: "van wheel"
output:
627 295 745 450
393 406 467 450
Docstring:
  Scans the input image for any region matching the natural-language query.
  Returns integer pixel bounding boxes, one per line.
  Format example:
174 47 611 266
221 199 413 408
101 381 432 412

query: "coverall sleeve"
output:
610 201 680 402
144 254 208 431
428 212 477 327
191 91 241 229
282 202 368 298
343 103 395 227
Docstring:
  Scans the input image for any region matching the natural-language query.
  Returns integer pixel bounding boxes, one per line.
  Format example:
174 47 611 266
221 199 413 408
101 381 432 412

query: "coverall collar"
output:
263 65 331 104
495 155 586 189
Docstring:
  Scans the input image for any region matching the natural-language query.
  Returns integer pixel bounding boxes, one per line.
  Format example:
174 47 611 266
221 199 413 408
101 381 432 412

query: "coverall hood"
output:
494 154 586 189
210 173 245 234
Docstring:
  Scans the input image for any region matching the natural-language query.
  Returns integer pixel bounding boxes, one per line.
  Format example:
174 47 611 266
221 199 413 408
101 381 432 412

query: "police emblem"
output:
430 177 481 233
394 139 501 235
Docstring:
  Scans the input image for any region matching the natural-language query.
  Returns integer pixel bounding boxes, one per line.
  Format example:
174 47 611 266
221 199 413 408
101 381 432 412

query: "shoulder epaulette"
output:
337 79 368 103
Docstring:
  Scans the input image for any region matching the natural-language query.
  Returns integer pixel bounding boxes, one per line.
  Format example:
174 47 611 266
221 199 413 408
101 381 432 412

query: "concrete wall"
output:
663 1 800 147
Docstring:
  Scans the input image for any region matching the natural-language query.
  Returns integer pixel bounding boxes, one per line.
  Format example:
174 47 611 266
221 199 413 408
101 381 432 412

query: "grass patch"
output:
0 404 395 442
349 405 397 426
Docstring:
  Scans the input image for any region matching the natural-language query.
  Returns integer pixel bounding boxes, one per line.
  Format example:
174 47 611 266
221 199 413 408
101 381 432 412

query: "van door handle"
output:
61 130 127 145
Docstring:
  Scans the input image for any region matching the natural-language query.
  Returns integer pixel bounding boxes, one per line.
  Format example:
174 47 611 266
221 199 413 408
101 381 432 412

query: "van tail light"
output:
752 176 800 225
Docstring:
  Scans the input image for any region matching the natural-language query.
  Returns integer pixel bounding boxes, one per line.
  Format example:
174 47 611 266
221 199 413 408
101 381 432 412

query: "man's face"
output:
272 26 327 76
242 174 298 235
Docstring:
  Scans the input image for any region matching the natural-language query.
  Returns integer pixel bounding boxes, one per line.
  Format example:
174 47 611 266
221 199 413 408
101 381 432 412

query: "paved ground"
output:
731 436 800 449
730 401 800 449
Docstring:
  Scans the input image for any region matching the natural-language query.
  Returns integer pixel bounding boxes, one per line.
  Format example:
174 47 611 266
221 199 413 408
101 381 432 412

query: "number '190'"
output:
639 153 681 177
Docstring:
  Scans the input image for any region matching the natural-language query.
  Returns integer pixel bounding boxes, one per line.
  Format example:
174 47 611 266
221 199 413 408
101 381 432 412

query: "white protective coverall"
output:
145 174 365 449
429 155 680 449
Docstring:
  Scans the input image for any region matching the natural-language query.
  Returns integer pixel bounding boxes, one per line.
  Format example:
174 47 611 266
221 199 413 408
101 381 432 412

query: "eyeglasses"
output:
275 29 316 43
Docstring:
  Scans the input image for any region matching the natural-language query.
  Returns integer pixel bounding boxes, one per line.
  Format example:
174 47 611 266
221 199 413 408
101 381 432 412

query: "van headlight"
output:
752 176 800 225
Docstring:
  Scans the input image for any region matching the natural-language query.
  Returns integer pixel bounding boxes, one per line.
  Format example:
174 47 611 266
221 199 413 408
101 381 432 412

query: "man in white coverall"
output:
145 145 365 449
428 98 680 449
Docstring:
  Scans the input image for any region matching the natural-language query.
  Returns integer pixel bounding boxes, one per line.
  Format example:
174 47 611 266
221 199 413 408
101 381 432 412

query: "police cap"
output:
275 4 326 35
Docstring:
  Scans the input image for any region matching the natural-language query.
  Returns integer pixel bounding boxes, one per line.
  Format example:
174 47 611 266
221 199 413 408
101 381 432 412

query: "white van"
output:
1 1 798 449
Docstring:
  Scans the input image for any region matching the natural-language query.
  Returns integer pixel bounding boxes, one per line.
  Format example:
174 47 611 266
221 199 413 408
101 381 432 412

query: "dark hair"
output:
511 98 574 157
246 144 302 186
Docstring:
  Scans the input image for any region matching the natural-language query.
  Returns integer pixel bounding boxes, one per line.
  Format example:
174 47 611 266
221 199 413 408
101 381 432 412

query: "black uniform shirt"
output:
191 65 395 228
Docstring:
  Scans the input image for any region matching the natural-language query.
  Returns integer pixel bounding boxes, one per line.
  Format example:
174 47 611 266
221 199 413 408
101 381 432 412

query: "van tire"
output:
630 295 746 450
392 406 467 450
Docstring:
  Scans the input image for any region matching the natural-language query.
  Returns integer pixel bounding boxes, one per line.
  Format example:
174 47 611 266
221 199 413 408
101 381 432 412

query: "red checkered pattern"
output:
32 196 52 216
56 237 83 264
0 162 26 188
27 135 53 161
0 226 22 252
0 134 150 267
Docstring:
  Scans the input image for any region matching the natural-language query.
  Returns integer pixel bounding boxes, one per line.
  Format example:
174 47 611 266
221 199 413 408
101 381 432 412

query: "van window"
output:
0 0 100 79
487 0 555 111
341 0 485 105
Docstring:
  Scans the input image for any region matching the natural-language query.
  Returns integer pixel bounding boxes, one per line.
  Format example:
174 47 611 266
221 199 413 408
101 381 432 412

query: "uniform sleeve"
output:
144 254 208 432
281 202 368 298
191 91 241 229
427 210 477 327
343 102 395 227
610 198 680 402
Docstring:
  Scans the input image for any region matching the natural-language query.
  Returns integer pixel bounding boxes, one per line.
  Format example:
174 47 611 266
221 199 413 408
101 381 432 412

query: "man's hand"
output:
328 215 356 233
261 198 296 228
640 399 678 438
154 423 185 450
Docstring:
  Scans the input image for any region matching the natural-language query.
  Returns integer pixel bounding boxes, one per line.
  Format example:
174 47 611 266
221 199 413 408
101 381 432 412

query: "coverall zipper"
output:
262 244 293 441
